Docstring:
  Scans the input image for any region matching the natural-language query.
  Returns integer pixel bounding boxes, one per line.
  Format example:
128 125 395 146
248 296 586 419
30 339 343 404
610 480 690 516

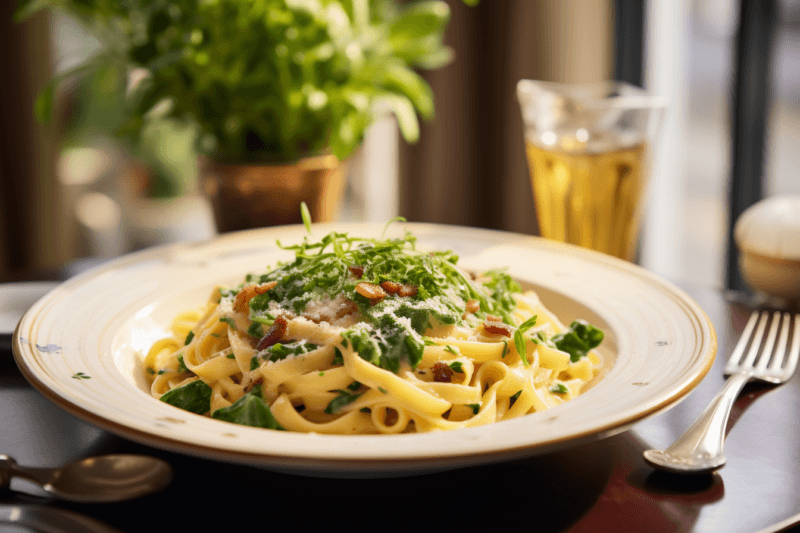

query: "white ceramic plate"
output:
14 223 716 476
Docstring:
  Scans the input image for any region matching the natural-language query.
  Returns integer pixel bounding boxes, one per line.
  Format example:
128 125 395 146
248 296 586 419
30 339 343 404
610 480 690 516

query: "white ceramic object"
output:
734 195 800 302
13 223 716 476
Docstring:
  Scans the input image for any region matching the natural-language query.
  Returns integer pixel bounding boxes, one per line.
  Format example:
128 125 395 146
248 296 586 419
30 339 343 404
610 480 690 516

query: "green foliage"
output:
18 0 471 163
211 384 285 429
553 320 605 363
159 379 212 414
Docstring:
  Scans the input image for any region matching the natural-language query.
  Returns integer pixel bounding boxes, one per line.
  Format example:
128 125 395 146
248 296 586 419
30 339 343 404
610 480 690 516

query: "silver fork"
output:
643 310 800 474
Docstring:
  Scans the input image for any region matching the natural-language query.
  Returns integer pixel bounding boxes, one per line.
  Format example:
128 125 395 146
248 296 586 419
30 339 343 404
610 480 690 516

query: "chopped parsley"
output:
550 383 569 394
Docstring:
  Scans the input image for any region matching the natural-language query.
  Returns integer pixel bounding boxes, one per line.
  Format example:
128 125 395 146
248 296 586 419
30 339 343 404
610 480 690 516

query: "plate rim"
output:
12 222 718 472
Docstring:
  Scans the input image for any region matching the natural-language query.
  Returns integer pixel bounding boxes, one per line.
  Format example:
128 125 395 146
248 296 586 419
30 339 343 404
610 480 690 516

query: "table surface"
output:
2 280 800 533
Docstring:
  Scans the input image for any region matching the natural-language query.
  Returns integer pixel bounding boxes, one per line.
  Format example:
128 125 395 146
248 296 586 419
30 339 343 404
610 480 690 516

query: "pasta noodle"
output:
144 226 605 434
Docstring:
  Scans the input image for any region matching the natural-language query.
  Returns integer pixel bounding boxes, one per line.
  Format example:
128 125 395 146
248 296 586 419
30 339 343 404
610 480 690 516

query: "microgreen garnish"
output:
184 330 195 345
219 316 236 330
550 383 569 394
468 403 480 415
300 201 312 235
449 361 464 373
246 229 523 374
71 372 91 380
382 216 406 237
444 345 460 354
513 315 538 367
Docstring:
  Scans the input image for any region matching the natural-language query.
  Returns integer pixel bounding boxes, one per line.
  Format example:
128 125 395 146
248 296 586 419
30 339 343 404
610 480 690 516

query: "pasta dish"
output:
144 222 604 434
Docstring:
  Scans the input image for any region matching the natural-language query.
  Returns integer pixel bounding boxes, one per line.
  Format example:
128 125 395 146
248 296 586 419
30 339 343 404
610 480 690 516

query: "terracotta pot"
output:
201 154 347 233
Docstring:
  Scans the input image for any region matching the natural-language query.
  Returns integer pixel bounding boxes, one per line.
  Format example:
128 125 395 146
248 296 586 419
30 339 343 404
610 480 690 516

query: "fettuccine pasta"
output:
144 225 604 434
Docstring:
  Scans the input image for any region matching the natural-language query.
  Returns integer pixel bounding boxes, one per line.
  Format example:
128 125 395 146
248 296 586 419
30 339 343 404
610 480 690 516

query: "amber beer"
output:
525 140 648 261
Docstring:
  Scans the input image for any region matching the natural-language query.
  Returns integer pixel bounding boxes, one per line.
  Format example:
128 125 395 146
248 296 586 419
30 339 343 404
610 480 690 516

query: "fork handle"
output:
643 372 750 473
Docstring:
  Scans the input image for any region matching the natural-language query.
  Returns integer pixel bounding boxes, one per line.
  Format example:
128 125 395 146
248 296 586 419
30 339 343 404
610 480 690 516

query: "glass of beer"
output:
517 80 666 261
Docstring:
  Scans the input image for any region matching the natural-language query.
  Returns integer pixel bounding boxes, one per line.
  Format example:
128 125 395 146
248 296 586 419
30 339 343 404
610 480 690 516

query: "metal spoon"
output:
0 454 172 503
1 504 124 533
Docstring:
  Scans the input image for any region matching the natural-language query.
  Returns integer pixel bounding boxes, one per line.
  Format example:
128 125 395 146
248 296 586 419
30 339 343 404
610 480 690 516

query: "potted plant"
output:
18 0 475 231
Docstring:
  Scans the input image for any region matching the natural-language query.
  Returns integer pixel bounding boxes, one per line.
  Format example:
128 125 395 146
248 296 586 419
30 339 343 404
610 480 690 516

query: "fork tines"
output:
724 310 800 383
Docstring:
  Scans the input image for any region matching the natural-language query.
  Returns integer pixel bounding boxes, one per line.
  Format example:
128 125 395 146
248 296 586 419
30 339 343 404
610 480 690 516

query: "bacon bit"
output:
256 315 287 350
234 282 277 314
355 282 386 304
431 362 454 383
465 300 480 314
348 265 364 279
483 316 512 337
380 280 402 294
398 284 418 297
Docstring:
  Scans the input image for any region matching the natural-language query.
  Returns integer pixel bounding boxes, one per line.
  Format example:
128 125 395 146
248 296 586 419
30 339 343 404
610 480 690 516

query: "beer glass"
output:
517 80 666 261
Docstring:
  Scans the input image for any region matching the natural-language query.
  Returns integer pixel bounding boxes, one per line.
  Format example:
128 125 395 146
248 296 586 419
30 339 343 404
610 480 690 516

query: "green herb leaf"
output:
333 346 344 365
220 317 237 330
467 403 480 415
211 385 284 430
449 361 464 373
300 201 312 234
553 320 604 363
513 314 538 367
550 383 569 394
160 380 212 414
514 329 529 367
184 330 195 345
324 389 363 414
177 354 191 373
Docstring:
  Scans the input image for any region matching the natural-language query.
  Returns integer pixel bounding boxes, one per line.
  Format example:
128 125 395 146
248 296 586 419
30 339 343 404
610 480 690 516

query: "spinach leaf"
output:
553 320 604 363
211 385 284 430
177 354 191 374
159 380 211 414
265 341 318 362
325 390 363 414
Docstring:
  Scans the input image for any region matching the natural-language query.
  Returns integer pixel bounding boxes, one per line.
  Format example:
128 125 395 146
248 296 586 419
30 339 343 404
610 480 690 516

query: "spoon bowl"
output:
0 454 173 503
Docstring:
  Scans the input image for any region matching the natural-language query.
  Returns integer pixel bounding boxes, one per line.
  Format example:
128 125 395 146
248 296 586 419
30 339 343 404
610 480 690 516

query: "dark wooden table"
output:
2 280 799 533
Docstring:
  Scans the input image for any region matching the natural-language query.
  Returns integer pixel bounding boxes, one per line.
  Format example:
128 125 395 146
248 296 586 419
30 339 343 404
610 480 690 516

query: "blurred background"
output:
1 0 798 291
